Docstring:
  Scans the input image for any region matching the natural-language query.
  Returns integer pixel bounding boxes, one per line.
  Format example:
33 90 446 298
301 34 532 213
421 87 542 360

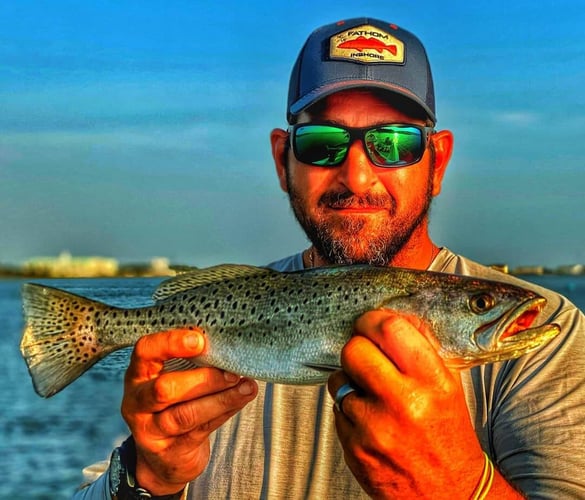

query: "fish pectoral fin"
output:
163 357 201 372
378 290 415 308
303 362 341 373
153 264 275 301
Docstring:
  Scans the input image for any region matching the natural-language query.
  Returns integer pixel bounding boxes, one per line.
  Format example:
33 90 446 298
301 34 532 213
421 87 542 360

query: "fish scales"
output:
20 264 561 398
128 266 407 381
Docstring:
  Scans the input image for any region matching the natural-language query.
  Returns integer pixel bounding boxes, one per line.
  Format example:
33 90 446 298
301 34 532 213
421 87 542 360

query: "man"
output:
75 18 585 499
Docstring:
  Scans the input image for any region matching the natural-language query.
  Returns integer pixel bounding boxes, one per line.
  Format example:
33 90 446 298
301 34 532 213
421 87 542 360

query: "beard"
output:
286 171 434 267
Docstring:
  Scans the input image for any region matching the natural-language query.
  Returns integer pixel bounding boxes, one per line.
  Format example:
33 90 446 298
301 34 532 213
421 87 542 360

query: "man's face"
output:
281 90 443 267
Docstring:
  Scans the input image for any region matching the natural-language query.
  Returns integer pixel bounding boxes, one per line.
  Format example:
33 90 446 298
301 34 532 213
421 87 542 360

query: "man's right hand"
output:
120 329 258 495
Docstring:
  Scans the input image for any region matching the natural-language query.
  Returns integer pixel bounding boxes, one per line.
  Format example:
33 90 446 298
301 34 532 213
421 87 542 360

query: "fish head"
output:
437 280 561 369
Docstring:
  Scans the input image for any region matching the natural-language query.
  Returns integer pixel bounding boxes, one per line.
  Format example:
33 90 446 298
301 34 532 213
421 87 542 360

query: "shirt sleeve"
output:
482 304 585 498
70 466 112 500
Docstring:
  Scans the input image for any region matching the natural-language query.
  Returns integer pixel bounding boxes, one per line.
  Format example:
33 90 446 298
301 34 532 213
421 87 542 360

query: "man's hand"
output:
121 329 258 495
328 310 513 499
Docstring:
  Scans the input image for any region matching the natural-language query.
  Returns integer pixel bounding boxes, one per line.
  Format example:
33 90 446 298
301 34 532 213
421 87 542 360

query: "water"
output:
0 277 164 500
1 275 585 499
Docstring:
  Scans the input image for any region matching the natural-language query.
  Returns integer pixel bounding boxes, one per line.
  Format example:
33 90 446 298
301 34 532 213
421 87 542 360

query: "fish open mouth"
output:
475 297 561 354
498 298 545 341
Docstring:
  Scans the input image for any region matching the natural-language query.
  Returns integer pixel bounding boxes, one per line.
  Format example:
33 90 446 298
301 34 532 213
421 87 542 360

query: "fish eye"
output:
469 293 496 314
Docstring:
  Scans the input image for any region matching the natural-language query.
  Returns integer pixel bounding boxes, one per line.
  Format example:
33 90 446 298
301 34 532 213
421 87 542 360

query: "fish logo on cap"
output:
330 24 405 64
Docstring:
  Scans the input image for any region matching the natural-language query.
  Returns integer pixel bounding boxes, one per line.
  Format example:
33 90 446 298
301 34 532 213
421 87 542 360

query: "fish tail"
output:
20 283 119 398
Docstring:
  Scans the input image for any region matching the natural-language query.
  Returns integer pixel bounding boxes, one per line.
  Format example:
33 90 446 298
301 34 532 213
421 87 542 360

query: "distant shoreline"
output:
0 265 199 279
0 254 196 279
1 258 584 279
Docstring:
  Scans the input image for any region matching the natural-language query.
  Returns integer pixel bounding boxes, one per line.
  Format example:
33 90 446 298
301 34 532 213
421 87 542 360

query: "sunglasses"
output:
288 123 434 168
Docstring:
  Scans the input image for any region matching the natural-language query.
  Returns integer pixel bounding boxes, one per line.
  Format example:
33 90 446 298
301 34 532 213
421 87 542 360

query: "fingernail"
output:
238 380 254 396
224 371 239 383
184 333 203 350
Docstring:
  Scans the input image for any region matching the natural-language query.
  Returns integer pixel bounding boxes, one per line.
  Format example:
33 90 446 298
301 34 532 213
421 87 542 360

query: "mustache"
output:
319 190 393 209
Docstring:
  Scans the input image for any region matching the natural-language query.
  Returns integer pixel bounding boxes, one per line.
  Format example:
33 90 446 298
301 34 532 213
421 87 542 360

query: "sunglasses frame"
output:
288 122 435 168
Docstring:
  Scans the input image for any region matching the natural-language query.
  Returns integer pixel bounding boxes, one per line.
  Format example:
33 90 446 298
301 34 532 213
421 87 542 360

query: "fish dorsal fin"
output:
153 264 274 301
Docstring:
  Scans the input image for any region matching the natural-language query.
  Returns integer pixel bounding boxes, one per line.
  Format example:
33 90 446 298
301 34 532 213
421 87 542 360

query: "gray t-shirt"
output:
74 249 585 499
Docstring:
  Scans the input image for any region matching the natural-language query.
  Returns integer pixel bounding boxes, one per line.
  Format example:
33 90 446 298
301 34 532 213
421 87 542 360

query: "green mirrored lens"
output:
294 125 350 166
365 126 423 166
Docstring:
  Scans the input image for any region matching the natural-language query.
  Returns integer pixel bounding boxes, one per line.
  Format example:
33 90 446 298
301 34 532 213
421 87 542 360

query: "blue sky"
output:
1 1 583 268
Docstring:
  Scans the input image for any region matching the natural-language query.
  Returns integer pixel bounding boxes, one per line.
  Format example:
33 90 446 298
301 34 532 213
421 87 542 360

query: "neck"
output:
389 239 439 270
386 219 438 270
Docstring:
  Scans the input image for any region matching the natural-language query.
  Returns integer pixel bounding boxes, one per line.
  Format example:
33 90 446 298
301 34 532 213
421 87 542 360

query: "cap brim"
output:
289 80 436 125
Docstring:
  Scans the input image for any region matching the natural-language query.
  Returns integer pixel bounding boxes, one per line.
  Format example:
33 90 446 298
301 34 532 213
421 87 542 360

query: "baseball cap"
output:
287 18 436 124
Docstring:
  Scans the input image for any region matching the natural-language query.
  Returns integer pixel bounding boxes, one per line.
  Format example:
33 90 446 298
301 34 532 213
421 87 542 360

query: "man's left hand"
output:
328 309 486 499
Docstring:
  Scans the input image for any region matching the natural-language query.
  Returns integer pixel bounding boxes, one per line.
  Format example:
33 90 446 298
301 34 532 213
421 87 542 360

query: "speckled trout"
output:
20 264 560 398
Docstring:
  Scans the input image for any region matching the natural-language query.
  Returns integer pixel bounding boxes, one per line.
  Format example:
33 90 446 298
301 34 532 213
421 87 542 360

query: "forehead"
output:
298 89 427 126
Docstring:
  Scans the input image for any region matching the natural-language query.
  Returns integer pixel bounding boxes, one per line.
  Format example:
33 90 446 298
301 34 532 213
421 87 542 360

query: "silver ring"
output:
334 383 356 413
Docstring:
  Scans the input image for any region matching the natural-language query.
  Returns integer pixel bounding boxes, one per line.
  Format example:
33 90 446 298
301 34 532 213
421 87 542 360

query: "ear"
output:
270 128 290 193
429 130 454 197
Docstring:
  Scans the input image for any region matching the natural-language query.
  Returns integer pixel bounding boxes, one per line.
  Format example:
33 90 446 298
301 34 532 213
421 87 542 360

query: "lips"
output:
328 204 386 211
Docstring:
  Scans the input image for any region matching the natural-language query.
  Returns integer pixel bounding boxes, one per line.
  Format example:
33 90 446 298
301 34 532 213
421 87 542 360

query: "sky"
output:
0 0 584 269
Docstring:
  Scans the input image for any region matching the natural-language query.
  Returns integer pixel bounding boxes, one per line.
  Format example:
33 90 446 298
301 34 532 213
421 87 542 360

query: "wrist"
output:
135 455 189 497
109 436 185 500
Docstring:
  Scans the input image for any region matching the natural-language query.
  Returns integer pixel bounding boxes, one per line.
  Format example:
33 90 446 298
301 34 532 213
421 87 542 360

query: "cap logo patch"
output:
330 24 404 64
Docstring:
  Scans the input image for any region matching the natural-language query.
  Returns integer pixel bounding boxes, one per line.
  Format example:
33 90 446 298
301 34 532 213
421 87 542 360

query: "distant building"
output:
488 263 509 274
149 257 174 276
556 264 585 275
23 251 119 278
512 265 545 275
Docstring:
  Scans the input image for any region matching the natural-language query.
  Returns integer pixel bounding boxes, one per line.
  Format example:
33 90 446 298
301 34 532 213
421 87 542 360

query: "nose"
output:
336 139 379 194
